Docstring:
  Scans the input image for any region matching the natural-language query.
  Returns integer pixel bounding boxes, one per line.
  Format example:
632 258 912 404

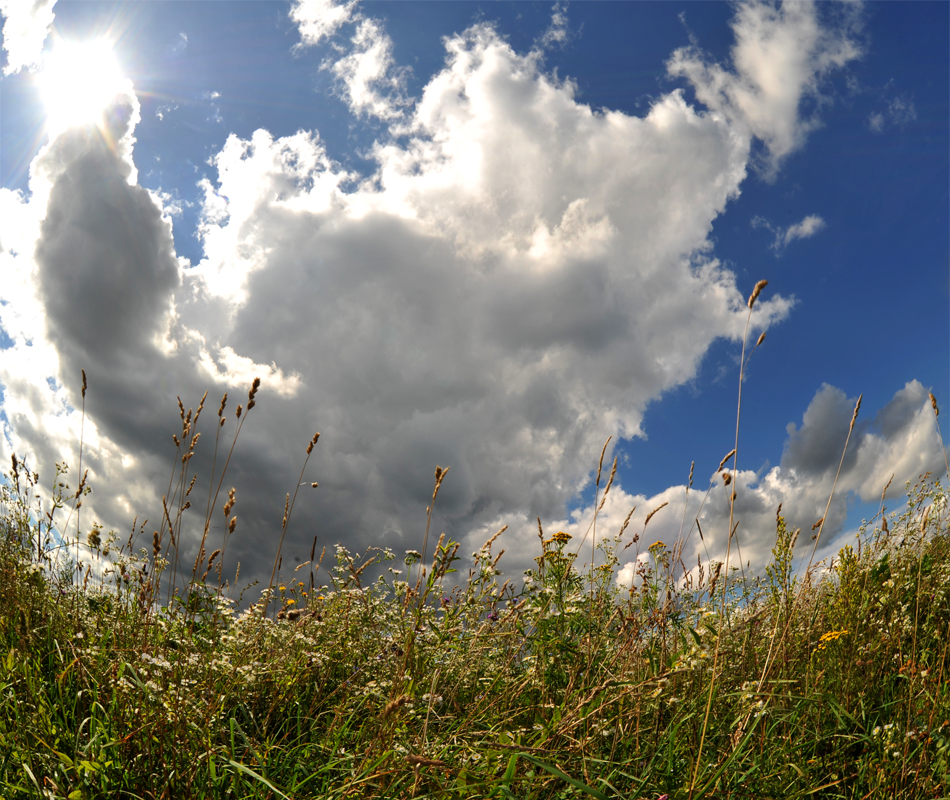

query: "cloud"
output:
752 212 825 252
537 3 573 50
291 0 357 48
868 94 917 133
781 213 825 245
0 0 57 74
0 3 889 599
668 0 863 178
328 17 410 119
477 381 946 593
170 32 188 56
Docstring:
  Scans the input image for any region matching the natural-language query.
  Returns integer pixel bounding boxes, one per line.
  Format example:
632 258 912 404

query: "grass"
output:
1 287 949 799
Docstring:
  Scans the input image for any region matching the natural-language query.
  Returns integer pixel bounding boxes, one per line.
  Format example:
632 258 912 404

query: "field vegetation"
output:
1 284 948 799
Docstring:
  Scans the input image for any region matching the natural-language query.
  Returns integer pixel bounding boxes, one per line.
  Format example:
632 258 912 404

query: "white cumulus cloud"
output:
1 0 57 74
472 381 946 593
329 17 409 119
668 0 863 177
291 0 357 48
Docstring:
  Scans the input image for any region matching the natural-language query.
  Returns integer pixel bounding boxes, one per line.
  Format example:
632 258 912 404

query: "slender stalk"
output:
74 369 87 615
689 280 765 799
262 431 320 618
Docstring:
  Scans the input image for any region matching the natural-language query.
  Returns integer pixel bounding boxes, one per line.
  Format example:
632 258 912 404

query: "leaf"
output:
518 754 614 800
226 759 291 800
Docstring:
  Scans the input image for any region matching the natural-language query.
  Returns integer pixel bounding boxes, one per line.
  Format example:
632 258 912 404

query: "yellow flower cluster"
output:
815 629 848 652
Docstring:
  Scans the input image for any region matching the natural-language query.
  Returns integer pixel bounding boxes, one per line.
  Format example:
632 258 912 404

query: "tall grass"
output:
1 300 948 798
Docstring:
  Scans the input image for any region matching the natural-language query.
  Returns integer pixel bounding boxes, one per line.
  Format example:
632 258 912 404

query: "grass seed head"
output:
644 502 668 528
247 377 261 410
619 505 636 538
849 394 862 431
718 448 737 473
748 279 768 309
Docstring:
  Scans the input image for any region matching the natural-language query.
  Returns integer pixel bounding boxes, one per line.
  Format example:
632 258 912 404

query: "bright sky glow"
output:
37 39 125 134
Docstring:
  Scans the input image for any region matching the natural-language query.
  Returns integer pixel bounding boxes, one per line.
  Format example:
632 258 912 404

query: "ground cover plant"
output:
1 286 948 799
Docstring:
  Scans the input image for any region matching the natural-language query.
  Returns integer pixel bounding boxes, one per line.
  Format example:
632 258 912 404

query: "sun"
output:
37 39 127 135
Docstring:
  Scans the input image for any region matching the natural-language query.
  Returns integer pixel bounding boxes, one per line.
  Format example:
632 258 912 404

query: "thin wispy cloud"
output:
868 94 917 133
753 213 826 252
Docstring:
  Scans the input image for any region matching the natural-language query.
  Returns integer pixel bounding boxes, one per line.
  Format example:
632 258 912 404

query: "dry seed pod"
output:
722 472 732 486
930 392 939 417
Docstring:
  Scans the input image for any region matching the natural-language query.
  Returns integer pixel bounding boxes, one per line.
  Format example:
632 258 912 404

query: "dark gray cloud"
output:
782 383 854 477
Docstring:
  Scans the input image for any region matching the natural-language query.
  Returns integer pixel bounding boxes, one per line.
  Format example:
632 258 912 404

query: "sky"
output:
0 0 947 600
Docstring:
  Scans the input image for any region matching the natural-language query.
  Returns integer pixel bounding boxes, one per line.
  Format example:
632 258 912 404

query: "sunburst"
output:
37 39 127 136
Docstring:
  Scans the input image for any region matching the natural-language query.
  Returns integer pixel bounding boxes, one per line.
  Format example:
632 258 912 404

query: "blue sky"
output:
0 0 947 592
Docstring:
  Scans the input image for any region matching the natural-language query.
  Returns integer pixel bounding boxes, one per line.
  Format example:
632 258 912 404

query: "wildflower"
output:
815 629 848 652
648 540 665 553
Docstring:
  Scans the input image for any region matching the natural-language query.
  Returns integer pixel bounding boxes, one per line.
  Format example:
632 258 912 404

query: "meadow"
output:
1 285 948 799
